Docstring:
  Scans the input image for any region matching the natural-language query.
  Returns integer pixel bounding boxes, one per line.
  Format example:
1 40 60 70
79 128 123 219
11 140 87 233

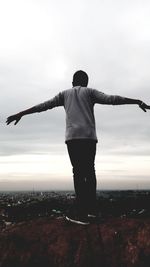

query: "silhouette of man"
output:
6 70 150 225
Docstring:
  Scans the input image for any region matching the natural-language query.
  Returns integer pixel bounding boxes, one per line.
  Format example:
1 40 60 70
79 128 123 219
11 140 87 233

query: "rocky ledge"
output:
0 217 150 267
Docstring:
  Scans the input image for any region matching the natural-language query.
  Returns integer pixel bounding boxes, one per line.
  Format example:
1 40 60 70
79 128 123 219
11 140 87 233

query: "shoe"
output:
65 215 89 225
88 214 97 218
87 213 97 223
88 213 105 223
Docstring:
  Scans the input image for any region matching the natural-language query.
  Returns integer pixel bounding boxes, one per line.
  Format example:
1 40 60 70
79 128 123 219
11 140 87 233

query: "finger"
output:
145 105 150 110
6 117 13 124
6 119 11 125
139 106 147 112
14 118 20 125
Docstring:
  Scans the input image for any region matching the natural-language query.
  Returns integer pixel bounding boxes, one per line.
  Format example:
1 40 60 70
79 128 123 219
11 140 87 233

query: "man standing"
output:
6 70 150 225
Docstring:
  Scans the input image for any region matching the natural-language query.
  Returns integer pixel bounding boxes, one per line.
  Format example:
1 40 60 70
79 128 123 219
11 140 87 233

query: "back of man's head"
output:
72 70 89 87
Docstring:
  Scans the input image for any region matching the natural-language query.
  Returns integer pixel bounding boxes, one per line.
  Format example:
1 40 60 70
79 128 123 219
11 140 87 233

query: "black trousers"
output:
67 139 97 215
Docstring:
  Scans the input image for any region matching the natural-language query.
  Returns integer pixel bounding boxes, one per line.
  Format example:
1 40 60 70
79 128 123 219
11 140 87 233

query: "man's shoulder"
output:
64 87 94 92
62 88 73 94
61 87 97 97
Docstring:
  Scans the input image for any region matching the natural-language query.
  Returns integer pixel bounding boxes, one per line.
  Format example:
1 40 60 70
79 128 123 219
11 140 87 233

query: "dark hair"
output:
72 70 89 87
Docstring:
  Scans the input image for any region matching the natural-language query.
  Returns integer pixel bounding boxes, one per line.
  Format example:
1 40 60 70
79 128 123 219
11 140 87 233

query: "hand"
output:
6 114 22 125
139 101 150 112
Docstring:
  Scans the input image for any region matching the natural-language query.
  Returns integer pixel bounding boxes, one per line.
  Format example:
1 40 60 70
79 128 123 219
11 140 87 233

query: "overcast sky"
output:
0 0 150 190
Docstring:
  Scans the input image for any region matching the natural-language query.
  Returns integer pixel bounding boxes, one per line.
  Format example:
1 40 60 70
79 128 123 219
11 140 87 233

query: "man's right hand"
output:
139 101 150 112
6 113 22 125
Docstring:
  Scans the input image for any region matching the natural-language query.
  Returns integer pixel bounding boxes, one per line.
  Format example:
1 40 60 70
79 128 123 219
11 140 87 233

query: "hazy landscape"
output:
0 190 150 226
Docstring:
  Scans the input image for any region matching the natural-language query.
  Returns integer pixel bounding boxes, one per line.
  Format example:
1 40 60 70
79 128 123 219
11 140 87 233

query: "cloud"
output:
0 0 150 189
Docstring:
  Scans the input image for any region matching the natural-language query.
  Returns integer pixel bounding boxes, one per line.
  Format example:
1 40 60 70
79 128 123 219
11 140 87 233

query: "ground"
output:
0 216 150 267
0 190 150 267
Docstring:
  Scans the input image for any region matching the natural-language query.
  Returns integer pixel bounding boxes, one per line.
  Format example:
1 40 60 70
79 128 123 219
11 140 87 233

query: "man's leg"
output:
67 140 97 216
84 141 97 214
67 140 86 215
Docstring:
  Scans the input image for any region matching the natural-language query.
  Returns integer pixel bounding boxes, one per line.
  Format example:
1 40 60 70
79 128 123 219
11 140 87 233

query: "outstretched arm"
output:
6 106 38 125
123 97 150 112
91 89 150 112
6 92 64 125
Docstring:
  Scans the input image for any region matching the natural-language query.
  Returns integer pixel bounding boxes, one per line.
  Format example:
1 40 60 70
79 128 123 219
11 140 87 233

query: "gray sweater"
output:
34 86 127 143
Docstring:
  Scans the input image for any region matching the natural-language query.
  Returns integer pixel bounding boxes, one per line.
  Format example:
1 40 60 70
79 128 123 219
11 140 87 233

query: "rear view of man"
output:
6 70 150 225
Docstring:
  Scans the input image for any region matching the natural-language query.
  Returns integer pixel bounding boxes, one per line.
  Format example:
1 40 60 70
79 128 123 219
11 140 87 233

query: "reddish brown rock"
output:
0 217 150 267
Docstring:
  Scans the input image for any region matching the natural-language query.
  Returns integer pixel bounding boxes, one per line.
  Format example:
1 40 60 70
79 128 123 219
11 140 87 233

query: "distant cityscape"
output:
0 190 150 230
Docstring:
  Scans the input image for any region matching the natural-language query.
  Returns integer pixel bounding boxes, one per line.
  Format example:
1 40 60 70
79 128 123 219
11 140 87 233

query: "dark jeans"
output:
67 139 97 215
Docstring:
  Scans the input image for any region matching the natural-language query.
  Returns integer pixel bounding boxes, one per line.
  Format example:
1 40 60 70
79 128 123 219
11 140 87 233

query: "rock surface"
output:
0 217 150 267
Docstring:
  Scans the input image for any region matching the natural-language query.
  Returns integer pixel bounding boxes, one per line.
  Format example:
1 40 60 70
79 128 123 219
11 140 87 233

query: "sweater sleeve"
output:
33 92 64 112
90 89 127 105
